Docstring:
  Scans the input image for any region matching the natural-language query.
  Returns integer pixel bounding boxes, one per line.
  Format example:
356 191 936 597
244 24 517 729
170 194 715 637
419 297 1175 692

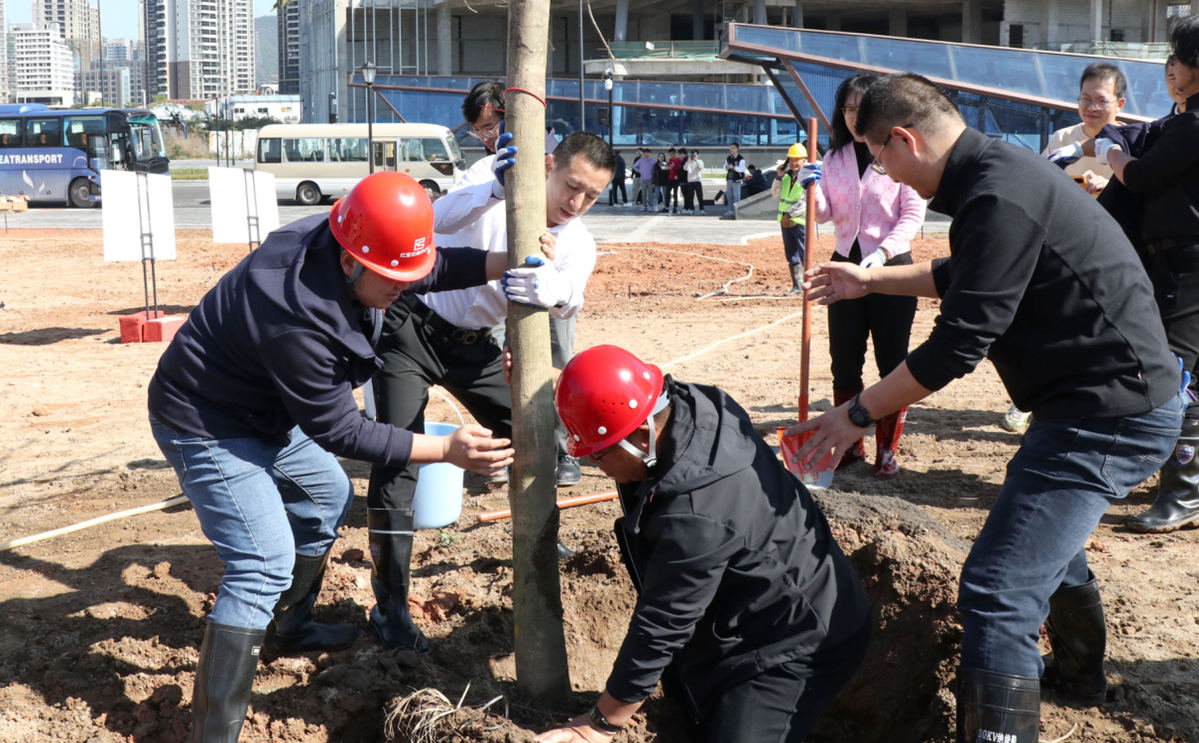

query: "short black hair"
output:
669 147 676 152
1080 62 1127 100
855 73 963 144
553 131 616 174
730 142 740 149
461 81 505 126
1172 12 1199 69
747 164 758 173
829 73 878 153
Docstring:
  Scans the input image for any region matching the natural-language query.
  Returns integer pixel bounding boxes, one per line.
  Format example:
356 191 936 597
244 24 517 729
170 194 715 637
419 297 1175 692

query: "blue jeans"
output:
724 180 742 215
958 391 1183 677
150 417 354 629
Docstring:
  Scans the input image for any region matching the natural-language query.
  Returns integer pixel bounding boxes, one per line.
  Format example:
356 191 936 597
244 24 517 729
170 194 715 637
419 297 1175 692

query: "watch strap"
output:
589 704 623 734
847 393 879 428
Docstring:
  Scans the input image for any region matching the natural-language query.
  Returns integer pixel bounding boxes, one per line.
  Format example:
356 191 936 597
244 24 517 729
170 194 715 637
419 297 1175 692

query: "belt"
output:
411 300 491 345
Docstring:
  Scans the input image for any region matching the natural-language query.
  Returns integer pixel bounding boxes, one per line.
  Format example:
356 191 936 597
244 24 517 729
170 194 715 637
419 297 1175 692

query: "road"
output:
1 179 950 243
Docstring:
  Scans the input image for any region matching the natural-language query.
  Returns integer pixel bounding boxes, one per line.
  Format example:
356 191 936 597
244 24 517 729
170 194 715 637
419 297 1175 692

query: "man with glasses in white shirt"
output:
1044 63 1128 197
455 81 559 190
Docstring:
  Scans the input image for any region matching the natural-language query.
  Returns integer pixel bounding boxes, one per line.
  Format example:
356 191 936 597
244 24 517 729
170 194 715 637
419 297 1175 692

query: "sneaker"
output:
556 456 582 487
1001 405 1031 433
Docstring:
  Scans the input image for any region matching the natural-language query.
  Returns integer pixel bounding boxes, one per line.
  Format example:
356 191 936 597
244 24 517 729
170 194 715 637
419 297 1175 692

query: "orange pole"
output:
798 116 818 422
477 489 619 523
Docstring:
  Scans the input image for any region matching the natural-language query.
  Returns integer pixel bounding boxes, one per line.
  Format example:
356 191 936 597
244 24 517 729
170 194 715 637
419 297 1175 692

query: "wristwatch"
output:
847 393 879 428
588 704 624 734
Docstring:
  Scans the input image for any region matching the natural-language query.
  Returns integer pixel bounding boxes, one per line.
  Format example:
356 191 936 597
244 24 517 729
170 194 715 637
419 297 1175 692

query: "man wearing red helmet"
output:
535 345 870 743
147 171 515 742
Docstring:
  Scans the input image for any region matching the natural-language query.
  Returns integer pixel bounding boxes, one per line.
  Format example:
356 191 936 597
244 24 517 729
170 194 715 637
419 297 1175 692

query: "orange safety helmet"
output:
554 345 665 458
328 171 436 282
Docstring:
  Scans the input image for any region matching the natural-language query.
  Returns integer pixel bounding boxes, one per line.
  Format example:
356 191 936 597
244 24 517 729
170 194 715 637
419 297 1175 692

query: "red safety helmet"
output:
328 171 436 282
555 345 664 458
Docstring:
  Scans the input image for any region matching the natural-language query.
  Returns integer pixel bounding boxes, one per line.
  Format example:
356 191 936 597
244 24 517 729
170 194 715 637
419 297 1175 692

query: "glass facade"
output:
354 75 800 149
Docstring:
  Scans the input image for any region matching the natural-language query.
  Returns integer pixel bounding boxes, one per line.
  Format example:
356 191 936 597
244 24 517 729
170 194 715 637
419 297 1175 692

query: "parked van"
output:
255 122 466 204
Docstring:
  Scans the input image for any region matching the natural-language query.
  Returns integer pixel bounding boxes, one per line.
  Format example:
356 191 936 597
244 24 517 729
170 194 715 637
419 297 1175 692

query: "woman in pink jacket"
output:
808 74 927 478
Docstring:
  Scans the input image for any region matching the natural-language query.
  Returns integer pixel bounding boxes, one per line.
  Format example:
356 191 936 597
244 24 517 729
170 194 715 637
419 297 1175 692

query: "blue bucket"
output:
412 422 466 529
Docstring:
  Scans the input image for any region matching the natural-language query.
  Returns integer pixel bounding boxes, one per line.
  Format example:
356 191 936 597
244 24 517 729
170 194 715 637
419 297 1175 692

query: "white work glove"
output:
502 256 571 309
799 162 822 187
859 250 887 269
1046 141 1083 169
1093 138 1121 166
490 131 516 200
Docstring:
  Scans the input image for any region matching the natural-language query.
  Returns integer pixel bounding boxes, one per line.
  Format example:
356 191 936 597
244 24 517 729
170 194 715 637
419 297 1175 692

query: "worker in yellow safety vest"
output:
772 141 820 295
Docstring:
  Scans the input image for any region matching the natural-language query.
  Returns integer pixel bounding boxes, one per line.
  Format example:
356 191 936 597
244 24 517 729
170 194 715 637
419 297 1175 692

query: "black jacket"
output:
1119 91 1199 242
911 128 1177 418
147 214 487 465
606 377 869 710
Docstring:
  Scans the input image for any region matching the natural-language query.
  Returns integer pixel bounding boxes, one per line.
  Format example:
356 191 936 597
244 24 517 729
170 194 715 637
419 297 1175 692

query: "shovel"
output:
779 116 835 490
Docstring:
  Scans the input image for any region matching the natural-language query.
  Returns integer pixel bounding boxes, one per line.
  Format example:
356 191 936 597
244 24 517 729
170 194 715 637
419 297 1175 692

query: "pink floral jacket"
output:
811 144 926 260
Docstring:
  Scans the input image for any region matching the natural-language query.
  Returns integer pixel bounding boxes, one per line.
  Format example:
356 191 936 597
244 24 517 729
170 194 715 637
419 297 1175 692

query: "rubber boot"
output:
1042 572 1107 706
785 263 803 296
269 551 359 652
956 668 1040 743
191 622 265 743
833 388 867 469
368 507 431 653
1128 418 1199 533
874 407 907 479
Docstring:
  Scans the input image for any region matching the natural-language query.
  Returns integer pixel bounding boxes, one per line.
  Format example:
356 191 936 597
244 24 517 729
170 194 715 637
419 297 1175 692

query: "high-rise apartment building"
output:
277 1 300 95
11 23 76 107
144 0 255 101
33 0 101 98
0 1 9 103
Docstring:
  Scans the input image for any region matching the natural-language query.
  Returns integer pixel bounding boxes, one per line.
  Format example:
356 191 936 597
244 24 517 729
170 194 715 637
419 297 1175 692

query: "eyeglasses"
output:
870 133 896 176
467 120 503 141
1077 96 1117 110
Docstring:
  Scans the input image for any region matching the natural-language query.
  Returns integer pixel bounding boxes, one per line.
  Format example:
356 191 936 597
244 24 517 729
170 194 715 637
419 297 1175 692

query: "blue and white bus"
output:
0 105 169 207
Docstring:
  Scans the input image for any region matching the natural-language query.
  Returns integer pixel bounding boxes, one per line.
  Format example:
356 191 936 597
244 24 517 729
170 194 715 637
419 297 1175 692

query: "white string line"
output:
660 310 805 371
604 243 799 302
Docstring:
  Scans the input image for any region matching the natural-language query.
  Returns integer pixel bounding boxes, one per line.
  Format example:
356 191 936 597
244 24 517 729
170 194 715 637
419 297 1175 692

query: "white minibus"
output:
255 122 466 204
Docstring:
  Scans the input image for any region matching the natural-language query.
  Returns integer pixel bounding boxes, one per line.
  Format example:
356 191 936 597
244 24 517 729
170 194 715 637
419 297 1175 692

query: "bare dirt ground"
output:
0 228 1196 743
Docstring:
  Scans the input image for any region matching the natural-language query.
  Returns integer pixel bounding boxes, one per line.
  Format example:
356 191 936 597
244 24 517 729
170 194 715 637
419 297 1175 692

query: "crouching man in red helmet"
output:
147 171 515 742
536 345 870 743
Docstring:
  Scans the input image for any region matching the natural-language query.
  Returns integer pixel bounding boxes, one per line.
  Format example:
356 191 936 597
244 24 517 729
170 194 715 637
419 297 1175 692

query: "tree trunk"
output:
504 0 572 708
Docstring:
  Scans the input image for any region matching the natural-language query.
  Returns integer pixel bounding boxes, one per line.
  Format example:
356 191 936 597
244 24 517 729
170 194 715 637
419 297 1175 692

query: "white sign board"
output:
101 171 177 261
208 167 280 245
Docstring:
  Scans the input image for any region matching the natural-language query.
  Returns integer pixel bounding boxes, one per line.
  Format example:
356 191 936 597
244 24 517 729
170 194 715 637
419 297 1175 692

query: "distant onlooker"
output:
721 143 747 220
743 164 769 196
609 149 628 206
634 148 657 212
630 148 645 206
653 152 671 212
683 149 706 215
1043 62 1128 196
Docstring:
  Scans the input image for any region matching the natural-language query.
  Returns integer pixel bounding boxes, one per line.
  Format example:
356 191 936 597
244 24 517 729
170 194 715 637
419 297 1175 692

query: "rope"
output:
503 87 547 109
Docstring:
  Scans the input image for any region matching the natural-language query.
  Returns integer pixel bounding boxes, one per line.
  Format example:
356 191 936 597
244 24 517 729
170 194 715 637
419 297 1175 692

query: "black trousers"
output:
367 298 512 510
827 251 917 391
609 179 627 204
1146 239 1199 421
683 181 704 211
696 621 869 743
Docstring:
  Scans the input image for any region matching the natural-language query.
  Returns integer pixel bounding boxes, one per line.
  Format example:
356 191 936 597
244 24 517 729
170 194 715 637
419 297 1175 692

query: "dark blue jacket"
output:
607 377 869 711
148 214 487 466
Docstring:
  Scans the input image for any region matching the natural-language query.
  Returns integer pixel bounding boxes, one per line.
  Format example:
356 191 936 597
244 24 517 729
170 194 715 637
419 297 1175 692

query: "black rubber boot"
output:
1042 572 1107 706
191 622 265 743
956 667 1040 743
368 507 431 653
785 263 803 296
269 551 359 652
1129 418 1199 533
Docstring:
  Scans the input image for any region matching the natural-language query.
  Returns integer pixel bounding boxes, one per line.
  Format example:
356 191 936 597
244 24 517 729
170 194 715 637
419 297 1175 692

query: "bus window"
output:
283 137 325 163
63 115 106 152
258 137 282 164
0 119 18 147
329 137 367 162
24 117 62 147
418 138 451 162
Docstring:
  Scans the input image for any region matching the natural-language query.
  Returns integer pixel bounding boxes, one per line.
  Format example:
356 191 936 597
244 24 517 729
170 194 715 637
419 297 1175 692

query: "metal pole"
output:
368 85 375 172
578 0 585 130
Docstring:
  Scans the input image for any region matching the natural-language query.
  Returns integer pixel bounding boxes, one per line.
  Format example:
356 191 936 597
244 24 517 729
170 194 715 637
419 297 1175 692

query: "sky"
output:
5 0 278 41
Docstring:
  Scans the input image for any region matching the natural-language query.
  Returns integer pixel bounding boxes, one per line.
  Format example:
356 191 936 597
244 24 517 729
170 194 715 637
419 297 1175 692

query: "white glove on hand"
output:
490 131 516 200
859 250 887 269
799 162 822 187
502 256 570 309
1046 141 1084 168
1093 138 1121 166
